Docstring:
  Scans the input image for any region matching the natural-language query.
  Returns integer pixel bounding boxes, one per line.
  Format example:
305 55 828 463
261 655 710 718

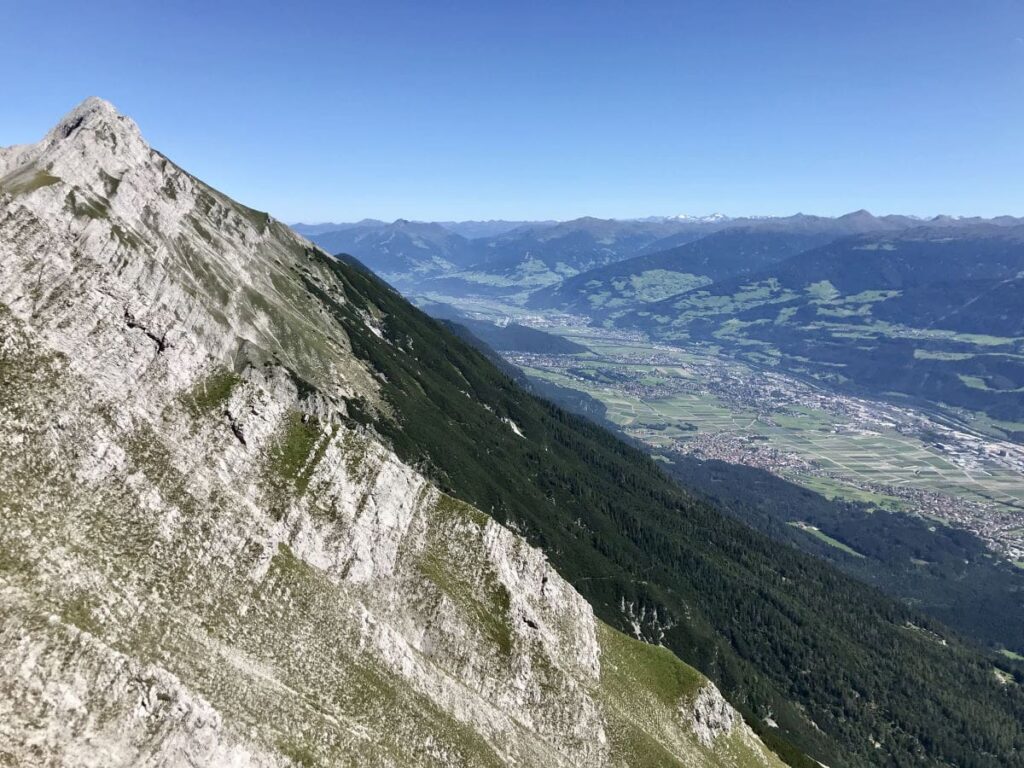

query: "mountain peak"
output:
669 213 730 223
44 96 142 149
0 96 149 199
53 96 119 131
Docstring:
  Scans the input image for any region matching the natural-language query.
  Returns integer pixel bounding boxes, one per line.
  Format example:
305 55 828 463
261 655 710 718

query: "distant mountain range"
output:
294 211 1024 296
527 228 842 315
292 219 547 239
296 215 724 292
294 211 1024 431
299 219 479 278
616 225 1024 424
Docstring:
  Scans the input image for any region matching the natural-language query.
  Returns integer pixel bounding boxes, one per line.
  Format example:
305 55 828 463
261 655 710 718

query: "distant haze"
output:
290 212 1017 235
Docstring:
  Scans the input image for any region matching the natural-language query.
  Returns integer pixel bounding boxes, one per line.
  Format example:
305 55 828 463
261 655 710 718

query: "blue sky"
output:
4 0 1023 222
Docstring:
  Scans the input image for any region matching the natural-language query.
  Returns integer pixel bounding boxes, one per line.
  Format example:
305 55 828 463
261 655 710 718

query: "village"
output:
506 335 1024 564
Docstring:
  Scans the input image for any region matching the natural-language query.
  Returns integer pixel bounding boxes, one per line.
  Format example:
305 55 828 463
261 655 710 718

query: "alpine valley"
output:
3 98 1024 768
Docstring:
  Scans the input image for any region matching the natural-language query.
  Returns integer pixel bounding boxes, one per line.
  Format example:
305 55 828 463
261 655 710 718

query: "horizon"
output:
4 2 1024 221
288 209 1022 227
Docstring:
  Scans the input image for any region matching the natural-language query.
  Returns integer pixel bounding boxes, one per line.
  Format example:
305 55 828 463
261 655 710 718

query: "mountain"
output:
524 210 996 316
291 219 386 235
414 216 724 298
625 210 934 260
302 218 478 285
666 213 732 223
620 226 1024 424
296 220 548 240
297 213 1024 303
472 215 718 273
0 98 783 767
437 220 554 239
5 99 1024 768
528 229 841 315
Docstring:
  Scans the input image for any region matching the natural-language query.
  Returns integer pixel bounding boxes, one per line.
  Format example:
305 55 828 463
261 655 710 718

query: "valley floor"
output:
419 293 1024 566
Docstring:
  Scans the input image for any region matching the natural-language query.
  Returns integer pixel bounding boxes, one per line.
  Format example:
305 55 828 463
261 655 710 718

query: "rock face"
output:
0 98 780 767
686 685 740 748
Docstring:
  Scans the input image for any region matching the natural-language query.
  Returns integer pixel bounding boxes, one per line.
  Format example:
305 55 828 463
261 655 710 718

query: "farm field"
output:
525 351 1024 512
418 295 1024 559
509 324 1024 558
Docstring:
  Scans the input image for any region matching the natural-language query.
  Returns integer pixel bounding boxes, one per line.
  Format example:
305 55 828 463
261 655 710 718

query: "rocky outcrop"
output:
686 684 740 748
0 98 781 767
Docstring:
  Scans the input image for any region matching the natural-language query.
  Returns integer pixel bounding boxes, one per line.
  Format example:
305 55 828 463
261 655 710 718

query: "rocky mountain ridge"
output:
0 98 780 767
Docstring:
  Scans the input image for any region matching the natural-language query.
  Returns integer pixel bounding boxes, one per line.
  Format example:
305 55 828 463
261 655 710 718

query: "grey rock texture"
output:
0 98 780 767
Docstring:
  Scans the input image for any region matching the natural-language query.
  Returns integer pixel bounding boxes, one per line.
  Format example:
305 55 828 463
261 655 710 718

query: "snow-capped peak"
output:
669 212 731 223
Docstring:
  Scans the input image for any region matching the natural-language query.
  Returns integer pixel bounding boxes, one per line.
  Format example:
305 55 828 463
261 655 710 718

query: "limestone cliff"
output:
0 98 780 767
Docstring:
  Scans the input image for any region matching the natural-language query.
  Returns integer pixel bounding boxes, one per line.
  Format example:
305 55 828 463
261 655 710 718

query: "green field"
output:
515 329 1024 516
413 295 1024 546
787 522 866 558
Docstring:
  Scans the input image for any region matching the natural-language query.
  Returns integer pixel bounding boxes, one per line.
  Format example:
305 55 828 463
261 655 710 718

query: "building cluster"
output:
505 341 1024 563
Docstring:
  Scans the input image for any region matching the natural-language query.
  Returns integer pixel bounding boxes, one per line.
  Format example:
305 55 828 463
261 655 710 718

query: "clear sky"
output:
3 0 1023 222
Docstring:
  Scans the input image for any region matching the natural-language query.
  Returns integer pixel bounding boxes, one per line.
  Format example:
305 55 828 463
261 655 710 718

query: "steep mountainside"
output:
414 217 721 297
659 453 1024 655
0 99 781 768
320 254 1024 768
621 227 1024 422
416 300 588 353
301 219 477 285
528 229 839 315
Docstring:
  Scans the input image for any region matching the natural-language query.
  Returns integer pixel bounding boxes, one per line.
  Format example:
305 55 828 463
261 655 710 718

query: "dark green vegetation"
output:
621 226 1024 426
293 249 1024 768
419 300 587 354
661 453 1024 655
